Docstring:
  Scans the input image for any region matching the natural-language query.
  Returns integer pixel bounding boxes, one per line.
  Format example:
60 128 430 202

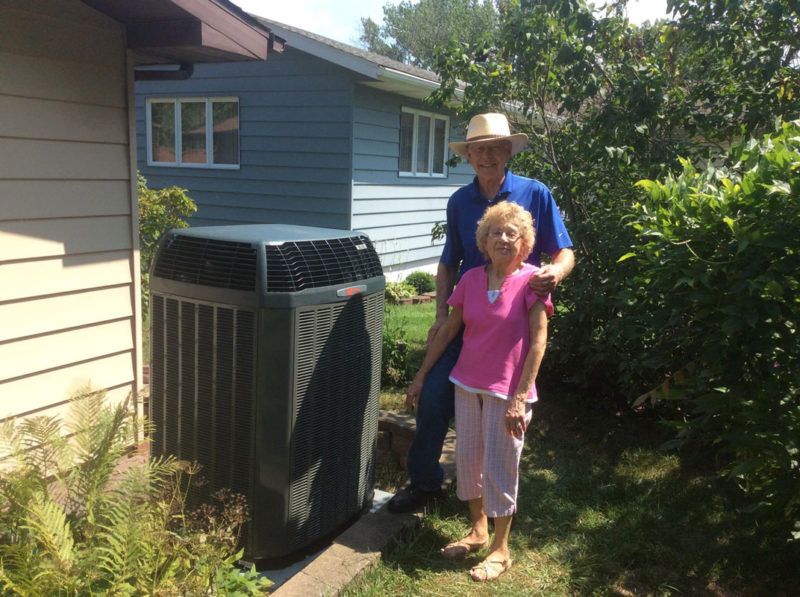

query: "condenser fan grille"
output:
286 292 383 550
153 235 257 291
265 237 383 292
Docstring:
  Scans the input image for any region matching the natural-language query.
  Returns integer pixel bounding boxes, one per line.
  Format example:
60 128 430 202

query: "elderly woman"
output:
406 201 552 582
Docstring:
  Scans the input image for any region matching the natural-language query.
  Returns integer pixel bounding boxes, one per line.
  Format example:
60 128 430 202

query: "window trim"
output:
399 107 449 178
146 96 240 170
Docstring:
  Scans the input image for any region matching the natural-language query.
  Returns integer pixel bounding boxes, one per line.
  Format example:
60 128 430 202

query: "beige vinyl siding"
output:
0 216 131 261
0 0 138 421
0 181 131 219
0 95 128 143
0 253 133 303
0 384 135 424
0 320 133 382
0 287 133 343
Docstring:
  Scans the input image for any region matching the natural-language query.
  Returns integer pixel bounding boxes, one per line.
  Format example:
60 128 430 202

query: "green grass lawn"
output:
356 395 799 595
384 300 436 383
365 302 799 596
385 300 437 344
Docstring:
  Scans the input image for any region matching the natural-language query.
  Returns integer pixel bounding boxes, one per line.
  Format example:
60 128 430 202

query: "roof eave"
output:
257 22 382 79
359 67 467 105
82 0 281 64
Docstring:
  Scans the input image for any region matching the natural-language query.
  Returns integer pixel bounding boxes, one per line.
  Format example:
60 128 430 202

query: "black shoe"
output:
387 485 441 514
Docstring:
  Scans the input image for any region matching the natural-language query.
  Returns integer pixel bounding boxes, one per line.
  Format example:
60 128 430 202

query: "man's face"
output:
466 140 512 181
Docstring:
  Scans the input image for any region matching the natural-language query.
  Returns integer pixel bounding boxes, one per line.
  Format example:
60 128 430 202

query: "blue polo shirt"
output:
441 170 573 276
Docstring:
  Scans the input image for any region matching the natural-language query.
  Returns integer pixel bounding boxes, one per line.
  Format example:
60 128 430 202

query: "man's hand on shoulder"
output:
528 263 563 294
529 248 575 294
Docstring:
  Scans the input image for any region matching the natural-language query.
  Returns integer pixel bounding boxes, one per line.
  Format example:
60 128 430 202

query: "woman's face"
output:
486 221 524 266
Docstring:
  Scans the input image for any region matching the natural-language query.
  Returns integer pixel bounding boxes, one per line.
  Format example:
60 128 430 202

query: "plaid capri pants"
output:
454 385 533 518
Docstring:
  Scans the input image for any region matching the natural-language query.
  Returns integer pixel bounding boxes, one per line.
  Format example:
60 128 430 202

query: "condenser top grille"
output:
151 224 384 297
153 235 257 291
265 236 383 292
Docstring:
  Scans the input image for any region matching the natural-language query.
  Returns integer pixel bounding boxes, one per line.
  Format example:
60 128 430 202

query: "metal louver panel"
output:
286 292 383 550
149 297 256 509
153 235 257 291
265 236 383 292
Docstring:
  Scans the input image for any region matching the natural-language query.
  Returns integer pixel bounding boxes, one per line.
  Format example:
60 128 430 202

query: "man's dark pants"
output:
406 335 463 492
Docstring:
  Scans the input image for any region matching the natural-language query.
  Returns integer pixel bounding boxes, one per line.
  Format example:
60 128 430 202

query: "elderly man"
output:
388 112 575 513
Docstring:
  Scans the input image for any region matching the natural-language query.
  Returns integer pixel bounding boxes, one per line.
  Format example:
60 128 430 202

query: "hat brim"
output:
448 133 529 158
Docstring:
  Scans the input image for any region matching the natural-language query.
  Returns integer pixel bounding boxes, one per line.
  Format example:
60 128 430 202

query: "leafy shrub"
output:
385 281 416 305
382 313 412 387
430 221 447 243
0 391 269 594
404 271 435 295
138 173 196 317
627 120 800 536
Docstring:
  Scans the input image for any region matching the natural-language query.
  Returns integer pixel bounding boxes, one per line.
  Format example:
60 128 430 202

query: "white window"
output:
146 97 239 168
399 107 448 177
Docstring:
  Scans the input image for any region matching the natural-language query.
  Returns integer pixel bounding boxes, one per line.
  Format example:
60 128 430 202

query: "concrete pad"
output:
268 490 420 596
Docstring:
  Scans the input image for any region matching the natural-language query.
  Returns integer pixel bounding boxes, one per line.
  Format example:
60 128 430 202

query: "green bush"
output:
382 313 412 387
0 391 269 594
627 120 800 537
384 281 416 305
138 173 196 318
404 271 435 295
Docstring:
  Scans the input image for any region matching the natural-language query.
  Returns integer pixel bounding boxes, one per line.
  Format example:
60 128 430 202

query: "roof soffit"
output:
81 0 276 63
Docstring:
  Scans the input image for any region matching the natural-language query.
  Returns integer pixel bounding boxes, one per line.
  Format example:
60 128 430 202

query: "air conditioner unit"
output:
148 224 385 560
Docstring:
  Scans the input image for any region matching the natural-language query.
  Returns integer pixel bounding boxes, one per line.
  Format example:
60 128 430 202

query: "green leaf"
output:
763 180 791 195
723 216 735 233
617 252 637 263
635 179 657 193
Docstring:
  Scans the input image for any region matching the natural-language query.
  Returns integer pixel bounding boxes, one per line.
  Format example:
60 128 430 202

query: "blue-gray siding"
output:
351 85 473 270
135 48 355 229
135 46 479 274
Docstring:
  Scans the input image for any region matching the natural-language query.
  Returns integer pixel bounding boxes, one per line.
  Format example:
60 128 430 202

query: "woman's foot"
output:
440 537 487 560
469 556 512 581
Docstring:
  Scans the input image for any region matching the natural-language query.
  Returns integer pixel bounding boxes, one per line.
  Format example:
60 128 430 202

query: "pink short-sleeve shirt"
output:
447 263 553 402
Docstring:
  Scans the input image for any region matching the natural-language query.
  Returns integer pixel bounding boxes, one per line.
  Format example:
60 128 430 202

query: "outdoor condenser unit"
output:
148 224 385 560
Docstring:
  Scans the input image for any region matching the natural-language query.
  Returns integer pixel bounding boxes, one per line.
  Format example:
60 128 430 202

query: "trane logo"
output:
336 285 366 297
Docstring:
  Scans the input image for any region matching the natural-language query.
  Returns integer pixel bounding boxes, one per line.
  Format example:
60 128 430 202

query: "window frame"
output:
399 107 449 178
145 96 240 169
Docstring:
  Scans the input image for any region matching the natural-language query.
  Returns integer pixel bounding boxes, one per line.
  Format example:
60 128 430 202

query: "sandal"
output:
470 557 512 582
440 539 487 560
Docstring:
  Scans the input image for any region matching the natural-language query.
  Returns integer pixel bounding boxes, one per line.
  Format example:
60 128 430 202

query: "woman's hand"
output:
405 374 425 411
505 397 527 439
425 314 448 347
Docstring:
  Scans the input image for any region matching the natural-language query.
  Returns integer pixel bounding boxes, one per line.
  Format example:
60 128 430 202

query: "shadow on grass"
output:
373 395 799 595
516 396 798 595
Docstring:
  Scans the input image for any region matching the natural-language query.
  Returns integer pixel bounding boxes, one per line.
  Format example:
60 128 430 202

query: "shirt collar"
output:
470 169 514 203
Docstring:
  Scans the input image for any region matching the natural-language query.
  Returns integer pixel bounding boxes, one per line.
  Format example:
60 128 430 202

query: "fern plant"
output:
0 390 269 595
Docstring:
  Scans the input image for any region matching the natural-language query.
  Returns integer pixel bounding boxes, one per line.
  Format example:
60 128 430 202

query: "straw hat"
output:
448 112 529 157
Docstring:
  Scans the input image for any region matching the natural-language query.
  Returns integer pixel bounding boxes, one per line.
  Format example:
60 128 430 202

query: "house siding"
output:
0 0 137 420
351 85 474 278
135 47 355 230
